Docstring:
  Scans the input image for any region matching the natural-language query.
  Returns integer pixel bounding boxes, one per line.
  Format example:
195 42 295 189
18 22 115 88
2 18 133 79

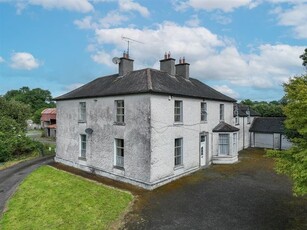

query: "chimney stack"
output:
119 51 134 76
175 56 190 79
160 51 175 75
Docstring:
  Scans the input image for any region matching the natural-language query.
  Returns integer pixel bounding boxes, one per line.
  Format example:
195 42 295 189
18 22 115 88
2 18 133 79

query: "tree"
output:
4 87 55 113
241 100 284 117
299 48 307 69
267 75 307 196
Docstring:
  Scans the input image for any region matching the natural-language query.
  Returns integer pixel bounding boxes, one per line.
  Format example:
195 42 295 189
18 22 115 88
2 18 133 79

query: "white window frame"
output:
79 102 86 122
218 134 229 155
235 108 239 125
114 138 124 168
80 134 87 158
201 102 207 122
233 133 237 154
220 104 224 121
115 100 125 124
174 100 183 123
174 138 183 166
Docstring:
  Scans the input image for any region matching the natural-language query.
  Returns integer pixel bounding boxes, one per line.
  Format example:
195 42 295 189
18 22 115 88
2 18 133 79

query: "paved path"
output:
122 149 307 230
0 156 54 214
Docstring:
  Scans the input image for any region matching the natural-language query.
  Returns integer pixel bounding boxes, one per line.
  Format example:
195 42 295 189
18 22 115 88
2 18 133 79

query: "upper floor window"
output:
115 100 125 123
80 134 87 159
115 139 124 168
79 102 86 122
174 100 183 123
201 102 207 122
174 138 183 166
220 104 224 121
246 109 251 124
235 106 239 125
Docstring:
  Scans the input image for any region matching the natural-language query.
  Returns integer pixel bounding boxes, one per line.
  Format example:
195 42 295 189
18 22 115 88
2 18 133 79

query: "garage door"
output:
254 133 274 148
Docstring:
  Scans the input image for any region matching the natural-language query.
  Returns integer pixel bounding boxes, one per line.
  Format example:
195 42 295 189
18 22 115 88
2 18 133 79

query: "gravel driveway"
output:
121 148 307 230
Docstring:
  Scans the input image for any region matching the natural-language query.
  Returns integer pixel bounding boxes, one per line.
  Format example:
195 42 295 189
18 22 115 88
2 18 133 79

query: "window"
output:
79 102 86 122
201 102 207 122
233 133 237 154
219 134 229 155
115 139 124 168
219 104 224 121
80 134 87 158
174 138 183 166
246 109 251 124
115 100 125 123
174 100 183 122
235 106 239 125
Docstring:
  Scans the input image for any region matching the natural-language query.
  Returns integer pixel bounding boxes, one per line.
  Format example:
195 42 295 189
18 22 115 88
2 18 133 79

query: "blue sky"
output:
0 0 306 101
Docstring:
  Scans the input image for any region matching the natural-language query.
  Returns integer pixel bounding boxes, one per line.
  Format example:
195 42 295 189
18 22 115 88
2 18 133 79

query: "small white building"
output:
55 54 240 189
250 117 292 150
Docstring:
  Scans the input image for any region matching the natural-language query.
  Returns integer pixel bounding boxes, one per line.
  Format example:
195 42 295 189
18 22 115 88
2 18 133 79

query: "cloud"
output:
210 12 232 25
74 16 97 29
12 0 94 13
174 0 255 12
10 52 40 70
0 56 4 63
213 85 240 99
185 15 201 27
118 0 150 17
273 3 307 39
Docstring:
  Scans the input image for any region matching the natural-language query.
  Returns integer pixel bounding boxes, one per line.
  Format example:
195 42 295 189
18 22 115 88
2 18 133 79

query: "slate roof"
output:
249 117 286 133
213 121 240 132
55 68 236 102
233 103 260 117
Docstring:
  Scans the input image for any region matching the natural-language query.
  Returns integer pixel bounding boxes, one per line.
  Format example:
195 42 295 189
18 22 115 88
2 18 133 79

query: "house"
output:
250 117 292 150
55 53 241 190
41 108 57 138
233 104 259 150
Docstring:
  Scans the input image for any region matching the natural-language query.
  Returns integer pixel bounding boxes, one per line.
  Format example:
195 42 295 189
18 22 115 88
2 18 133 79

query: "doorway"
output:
200 133 208 166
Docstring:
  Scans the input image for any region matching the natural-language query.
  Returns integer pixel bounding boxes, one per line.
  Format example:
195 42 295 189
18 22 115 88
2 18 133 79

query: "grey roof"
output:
213 121 240 132
234 103 260 117
55 68 236 102
249 117 286 133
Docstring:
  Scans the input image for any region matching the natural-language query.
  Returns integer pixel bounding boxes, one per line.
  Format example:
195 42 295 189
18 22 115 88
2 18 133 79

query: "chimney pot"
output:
164 52 167 59
160 53 175 75
175 57 190 79
168 51 171 59
119 54 134 76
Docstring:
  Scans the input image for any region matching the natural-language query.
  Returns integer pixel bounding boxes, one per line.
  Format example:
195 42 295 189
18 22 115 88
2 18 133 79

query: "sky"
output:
0 0 306 101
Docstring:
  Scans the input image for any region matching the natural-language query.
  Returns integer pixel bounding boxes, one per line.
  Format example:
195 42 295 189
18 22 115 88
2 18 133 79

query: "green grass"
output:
0 166 133 230
0 152 40 170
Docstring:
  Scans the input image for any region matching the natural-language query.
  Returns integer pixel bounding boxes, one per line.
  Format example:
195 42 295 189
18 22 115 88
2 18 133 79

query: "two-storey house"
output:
55 53 240 189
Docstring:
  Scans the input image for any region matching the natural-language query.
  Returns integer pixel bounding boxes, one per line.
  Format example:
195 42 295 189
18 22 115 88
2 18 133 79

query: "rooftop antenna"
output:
121 35 144 57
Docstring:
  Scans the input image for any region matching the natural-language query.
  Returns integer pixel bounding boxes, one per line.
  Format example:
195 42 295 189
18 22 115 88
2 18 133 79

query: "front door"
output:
200 134 207 166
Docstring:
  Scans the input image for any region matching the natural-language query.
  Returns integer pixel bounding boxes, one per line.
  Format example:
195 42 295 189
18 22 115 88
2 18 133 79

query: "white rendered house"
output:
55 53 240 189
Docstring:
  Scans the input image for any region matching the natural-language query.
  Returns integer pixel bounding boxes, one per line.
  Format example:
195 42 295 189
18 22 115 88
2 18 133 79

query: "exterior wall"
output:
55 94 151 189
251 132 292 150
149 95 235 187
235 116 256 151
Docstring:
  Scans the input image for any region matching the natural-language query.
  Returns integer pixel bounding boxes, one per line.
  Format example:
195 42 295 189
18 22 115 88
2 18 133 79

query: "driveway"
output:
0 156 54 215
121 148 307 230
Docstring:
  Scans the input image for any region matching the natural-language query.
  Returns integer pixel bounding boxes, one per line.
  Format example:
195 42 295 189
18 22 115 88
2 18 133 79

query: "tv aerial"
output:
121 35 144 57
112 57 121 64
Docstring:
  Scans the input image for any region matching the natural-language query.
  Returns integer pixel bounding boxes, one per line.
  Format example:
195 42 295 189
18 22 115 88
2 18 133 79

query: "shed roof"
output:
41 108 56 115
249 117 286 133
55 68 236 102
213 121 240 132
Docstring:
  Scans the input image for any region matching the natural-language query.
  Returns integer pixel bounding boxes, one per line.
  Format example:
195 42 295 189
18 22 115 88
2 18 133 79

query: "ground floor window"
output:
115 139 124 168
174 138 183 166
233 133 237 154
80 134 87 158
219 134 229 155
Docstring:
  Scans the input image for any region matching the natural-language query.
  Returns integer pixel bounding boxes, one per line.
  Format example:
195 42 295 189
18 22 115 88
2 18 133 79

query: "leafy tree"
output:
299 48 307 69
267 75 307 196
241 100 284 117
4 87 55 113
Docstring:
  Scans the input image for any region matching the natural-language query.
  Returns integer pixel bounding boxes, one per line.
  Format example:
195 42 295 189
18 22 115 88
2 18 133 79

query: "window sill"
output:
200 121 207 124
173 122 183 126
78 121 87 123
78 157 87 161
113 166 125 170
113 122 126 126
174 165 184 170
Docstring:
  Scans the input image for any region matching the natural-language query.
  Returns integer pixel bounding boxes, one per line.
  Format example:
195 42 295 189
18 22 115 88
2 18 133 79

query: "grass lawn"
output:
0 153 40 170
0 166 133 229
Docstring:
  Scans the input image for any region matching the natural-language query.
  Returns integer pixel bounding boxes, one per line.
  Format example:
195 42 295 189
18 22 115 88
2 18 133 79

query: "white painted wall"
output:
234 116 256 151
